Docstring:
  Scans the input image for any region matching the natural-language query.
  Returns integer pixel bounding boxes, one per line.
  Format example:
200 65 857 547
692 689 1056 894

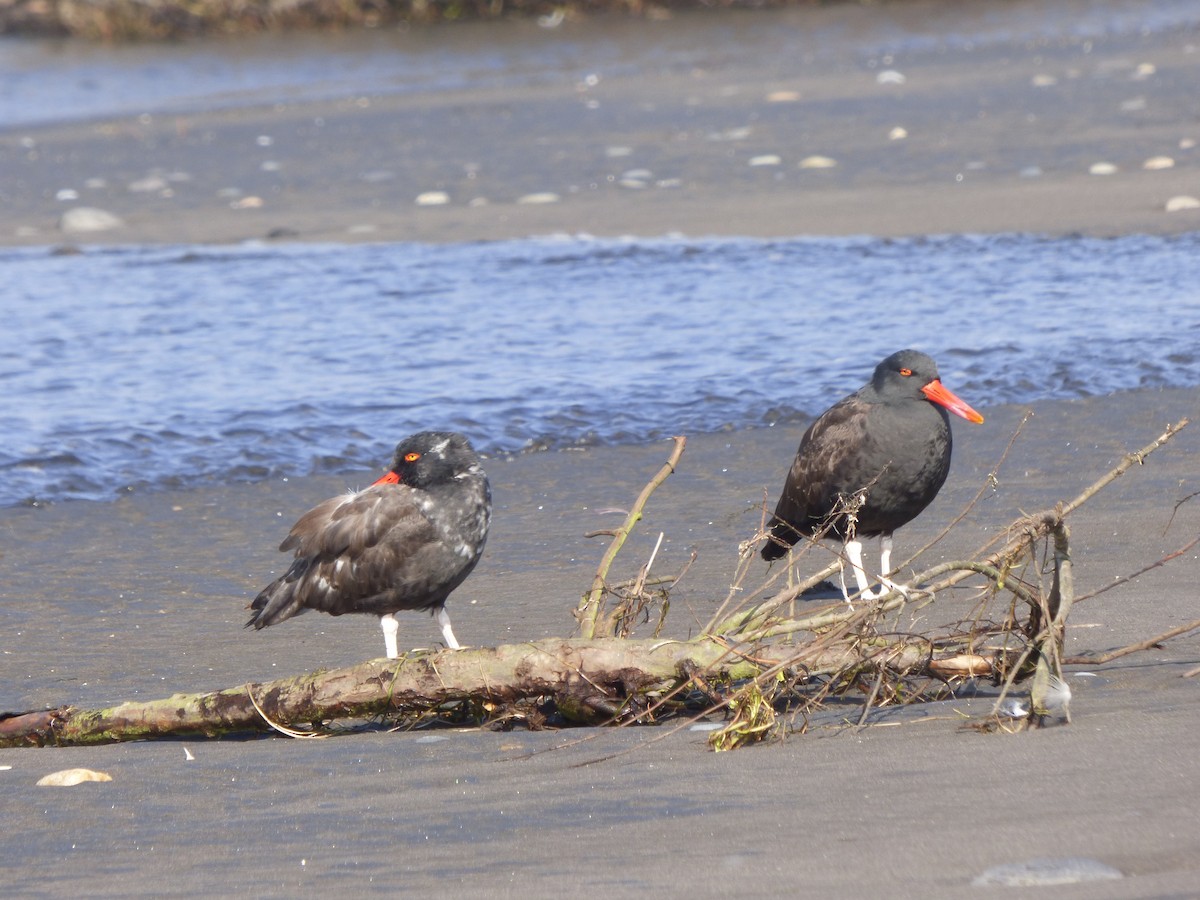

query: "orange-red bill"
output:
372 471 402 485
921 379 985 424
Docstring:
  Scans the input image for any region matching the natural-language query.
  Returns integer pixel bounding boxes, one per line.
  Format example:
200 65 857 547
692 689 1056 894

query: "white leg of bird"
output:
860 534 911 601
380 613 400 659
843 539 874 604
436 605 461 650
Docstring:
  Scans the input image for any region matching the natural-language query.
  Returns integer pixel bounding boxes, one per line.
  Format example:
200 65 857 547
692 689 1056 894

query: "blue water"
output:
3 232 1199 506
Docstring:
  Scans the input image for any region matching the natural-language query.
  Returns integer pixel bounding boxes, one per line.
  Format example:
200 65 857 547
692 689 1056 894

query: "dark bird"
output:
762 350 984 604
247 431 491 658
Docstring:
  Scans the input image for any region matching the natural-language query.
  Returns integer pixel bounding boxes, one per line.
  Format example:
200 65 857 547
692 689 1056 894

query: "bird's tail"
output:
760 523 797 561
245 577 306 630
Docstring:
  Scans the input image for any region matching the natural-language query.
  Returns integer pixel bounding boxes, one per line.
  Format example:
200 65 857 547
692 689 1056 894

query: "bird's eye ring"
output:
899 368 912 377
404 452 421 462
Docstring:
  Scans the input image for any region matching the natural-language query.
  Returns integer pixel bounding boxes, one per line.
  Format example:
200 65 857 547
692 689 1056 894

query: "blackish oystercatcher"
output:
247 431 491 658
761 350 983 604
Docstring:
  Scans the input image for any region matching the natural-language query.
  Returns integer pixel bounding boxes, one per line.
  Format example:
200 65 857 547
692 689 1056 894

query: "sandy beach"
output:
3 2 1200 896
3 3 1200 246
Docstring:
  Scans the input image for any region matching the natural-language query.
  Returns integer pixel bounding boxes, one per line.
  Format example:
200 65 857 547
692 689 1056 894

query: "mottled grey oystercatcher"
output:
247 431 491 658
762 350 983 604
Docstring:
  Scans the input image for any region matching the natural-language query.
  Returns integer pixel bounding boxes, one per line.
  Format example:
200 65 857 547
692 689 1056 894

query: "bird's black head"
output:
871 349 941 399
380 431 484 489
871 349 984 423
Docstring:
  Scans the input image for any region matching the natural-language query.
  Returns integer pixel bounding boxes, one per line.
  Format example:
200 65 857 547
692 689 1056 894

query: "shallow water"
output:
2 0 1199 128
3 231 1199 505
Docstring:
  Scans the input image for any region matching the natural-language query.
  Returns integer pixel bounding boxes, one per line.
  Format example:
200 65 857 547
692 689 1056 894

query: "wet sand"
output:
3 389 1199 895
4 3 1200 896
3 3 1200 246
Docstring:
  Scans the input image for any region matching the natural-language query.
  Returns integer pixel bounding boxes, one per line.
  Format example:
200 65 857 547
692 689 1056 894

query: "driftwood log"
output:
1 420 1193 750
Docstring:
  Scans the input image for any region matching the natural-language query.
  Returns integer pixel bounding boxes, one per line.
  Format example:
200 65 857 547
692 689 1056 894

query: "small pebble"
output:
1089 162 1118 175
707 127 752 142
415 191 450 206
888 126 908 140
973 858 1122 887
128 175 168 193
55 188 79 201
1132 62 1157 79
748 154 782 166
37 768 113 787
799 155 837 169
1031 74 1058 87
59 207 124 233
766 90 801 103
1142 156 1174 170
1165 195 1200 212
876 69 906 85
516 192 561 204
1180 138 1196 150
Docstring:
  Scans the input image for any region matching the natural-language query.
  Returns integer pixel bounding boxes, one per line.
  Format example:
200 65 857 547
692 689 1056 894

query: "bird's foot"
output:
859 577 911 601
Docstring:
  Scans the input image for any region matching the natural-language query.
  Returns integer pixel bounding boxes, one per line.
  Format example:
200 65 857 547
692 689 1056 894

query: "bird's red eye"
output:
899 368 912 377
404 452 421 462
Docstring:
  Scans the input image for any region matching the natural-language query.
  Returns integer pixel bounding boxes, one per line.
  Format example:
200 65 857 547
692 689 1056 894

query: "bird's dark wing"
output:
769 394 881 542
250 485 440 625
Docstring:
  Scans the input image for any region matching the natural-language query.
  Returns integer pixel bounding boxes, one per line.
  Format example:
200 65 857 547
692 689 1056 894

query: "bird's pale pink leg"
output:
380 613 400 659
862 535 910 600
437 606 461 650
843 539 873 608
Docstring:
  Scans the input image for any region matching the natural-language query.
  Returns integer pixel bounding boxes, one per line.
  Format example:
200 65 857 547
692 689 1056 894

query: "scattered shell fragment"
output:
184 747 195 761
1019 166 1044 178
876 69 906 85
361 170 395 183
1142 156 1174 170
55 188 80 201
256 135 274 147
1132 62 1157 79
888 126 908 140
1180 138 1196 150
799 155 837 169
516 192 561 205
1031 74 1058 87
748 154 782 167
605 145 633 158
766 90 801 103
59 207 124 233
1120 97 1147 111
128 175 168 193
706 126 752 142
1165 195 1200 212
415 191 450 207
973 858 1122 887
230 196 264 209
1089 162 1118 175
37 768 113 787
